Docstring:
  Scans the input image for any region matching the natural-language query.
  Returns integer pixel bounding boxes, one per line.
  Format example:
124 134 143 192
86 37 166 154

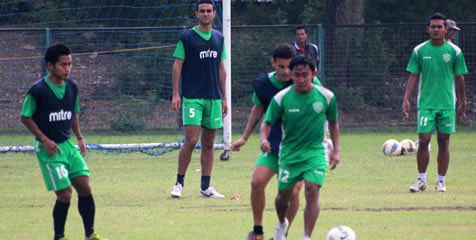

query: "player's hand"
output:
222 99 228 118
458 101 467 121
402 99 410 118
78 138 86 157
230 137 247 151
42 138 61 157
171 94 181 112
260 139 271 153
329 151 340 170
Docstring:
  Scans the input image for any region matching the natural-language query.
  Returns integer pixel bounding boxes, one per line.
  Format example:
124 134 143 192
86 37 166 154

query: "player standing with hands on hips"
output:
402 13 467 193
21 43 107 240
170 0 228 198
261 55 340 240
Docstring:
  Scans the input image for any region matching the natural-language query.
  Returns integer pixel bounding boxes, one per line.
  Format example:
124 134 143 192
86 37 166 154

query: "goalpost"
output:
0 0 232 156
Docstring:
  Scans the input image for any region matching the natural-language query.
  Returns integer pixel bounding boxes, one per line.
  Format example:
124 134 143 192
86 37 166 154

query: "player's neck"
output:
297 41 306 48
430 38 446 46
196 24 212 33
48 74 65 86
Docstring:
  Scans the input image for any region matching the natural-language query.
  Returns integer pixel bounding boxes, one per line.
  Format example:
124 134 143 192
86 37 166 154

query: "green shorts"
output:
277 159 327 190
256 151 279 173
417 109 455 134
35 138 89 191
182 97 223 129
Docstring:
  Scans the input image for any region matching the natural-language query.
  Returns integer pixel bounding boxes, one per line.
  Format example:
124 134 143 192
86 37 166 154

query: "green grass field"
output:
1 131 475 239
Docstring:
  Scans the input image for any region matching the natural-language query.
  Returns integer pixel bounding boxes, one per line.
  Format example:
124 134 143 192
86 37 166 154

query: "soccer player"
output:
21 43 107 240
170 0 227 198
230 43 302 240
402 13 467 193
261 55 340 240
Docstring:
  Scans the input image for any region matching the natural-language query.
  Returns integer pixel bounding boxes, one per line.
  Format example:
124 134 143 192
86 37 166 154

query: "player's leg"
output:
410 109 435 192
172 98 203 197
249 163 276 238
301 163 326 239
274 164 301 240
36 140 73 240
199 99 224 198
434 109 454 192
303 181 321 238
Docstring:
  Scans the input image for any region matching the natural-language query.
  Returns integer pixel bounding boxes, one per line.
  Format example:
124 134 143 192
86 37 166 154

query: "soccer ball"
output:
400 139 416 155
382 139 401 156
326 226 357 240
324 138 334 153
415 139 431 152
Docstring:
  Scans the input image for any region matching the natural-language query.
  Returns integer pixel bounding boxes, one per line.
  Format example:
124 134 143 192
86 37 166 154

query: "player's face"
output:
294 29 307 45
292 64 314 93
195 4 215 27
271 58 292 82
48 55 72 81
446 29 455 40
427 19 447 41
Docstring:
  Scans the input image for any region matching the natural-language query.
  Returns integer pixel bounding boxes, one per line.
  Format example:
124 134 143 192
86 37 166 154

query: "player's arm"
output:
230 105 264 151
455 74 467 121
328 119 340 170
171 58 184 112
260 120 272 153
72 114 86 157
21 116 61 156
402 73 418 118
219 60 228 117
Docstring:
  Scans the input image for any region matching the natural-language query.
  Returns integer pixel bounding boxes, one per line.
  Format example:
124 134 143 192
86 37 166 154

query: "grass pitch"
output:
0 131 475 239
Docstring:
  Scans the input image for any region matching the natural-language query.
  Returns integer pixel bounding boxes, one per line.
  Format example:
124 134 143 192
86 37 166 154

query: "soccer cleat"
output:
245 231 264 240
56 237 69 240
171 183 183 198
273 218 289 240
199 186 224 198
85 232 108 240
435 181 447 192
409 179 427 193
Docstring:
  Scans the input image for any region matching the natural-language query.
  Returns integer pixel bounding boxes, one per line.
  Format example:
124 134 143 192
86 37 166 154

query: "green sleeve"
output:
263 98 282 125
21 94 36 117
252 92 263 107
173 40 185 60
326 96 338 121
406 50 420 75
75 96 80 113
454 52 468 76
221 40 227 61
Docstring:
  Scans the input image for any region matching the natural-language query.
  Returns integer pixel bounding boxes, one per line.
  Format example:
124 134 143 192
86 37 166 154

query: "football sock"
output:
53 200 70 238
78 195 95 237
201 175 210 191
176 174 185 186
418 173 426 183
253 225 264 235
437 175 445 183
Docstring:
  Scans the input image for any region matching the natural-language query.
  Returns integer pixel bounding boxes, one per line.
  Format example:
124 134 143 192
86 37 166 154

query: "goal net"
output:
0 0 232 156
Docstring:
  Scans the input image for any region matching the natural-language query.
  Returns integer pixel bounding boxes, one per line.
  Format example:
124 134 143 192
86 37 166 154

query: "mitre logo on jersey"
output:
312 102 323 113
199 49 218 59
443 53 451 63
49 109 72 122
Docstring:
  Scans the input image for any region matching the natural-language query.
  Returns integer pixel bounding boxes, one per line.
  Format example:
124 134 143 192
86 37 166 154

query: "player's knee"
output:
251 178 266 191
56 187 73 202
200 140 214 150
304 184 319 199
184 136 199 148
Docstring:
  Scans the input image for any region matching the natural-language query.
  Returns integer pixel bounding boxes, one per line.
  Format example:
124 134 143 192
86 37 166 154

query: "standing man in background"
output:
402 13 467 193
445 19 460 44
170 0 228 199
21 43 107 240
293 26 320 69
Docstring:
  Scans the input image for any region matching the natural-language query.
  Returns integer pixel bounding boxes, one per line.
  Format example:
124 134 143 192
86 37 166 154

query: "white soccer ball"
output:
415 139 431 152
327 225 357 240
382 139 401 156
400 139 416 155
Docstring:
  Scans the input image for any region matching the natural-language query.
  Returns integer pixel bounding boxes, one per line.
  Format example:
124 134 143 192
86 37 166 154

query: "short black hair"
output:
196 0 215 11
44 43 71 65
289 55 316 72
428 12 446 26
293 26 307 35
273 43 296 60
